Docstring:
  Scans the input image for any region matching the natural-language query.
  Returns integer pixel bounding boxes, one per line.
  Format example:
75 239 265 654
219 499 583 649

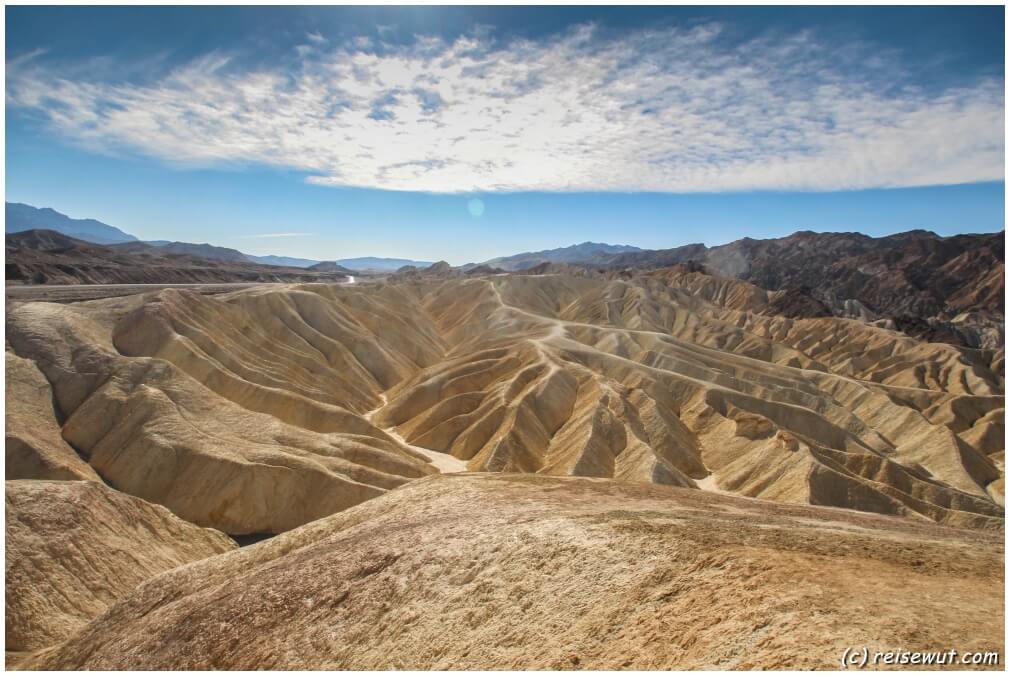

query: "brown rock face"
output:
708 230 1004 318
5 480 235 655
600 230 1005 349
21 474 1003 670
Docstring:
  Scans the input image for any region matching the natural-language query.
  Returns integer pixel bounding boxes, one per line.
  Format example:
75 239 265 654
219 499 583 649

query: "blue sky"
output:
6 5 1005 264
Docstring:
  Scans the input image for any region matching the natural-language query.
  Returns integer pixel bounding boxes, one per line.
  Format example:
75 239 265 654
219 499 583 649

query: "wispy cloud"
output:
6 47 48 70
236 232 315 238
6 24 1004 193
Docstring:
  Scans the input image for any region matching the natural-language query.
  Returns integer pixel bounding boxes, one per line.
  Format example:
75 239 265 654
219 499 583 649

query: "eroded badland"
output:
5 266 1005 669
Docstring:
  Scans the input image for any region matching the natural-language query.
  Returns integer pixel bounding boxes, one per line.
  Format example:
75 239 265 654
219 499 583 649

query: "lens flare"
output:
467 198 485 217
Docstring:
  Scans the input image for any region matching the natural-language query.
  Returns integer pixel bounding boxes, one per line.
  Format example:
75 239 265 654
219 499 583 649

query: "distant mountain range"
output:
6 204 1003 348
245 254 320 268
119 240 250 262
566 229 1003 323
6 202 138 245
333 256 435 271
5 203 434 272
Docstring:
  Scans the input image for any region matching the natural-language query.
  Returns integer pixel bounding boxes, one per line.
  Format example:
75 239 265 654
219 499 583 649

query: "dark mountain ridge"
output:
5 230 349 286
112 240 250 263
481 241 643 271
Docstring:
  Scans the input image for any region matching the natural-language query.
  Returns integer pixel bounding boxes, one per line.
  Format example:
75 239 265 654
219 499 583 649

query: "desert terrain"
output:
5 2 1004 668
5 245 1004 669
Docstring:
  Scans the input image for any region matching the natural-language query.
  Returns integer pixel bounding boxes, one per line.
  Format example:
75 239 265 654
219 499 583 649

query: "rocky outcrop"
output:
5 480 235 655
21 474 1003 670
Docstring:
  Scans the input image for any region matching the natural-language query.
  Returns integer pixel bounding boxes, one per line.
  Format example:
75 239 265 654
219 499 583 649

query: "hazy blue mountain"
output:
6 202 138 244
335 256 434 271
246 254 320 268
481 241 642 271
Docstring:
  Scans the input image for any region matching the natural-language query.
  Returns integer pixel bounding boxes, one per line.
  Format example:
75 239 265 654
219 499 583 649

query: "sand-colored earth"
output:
5 272 1003 533
5 289 440 535
19 473 1003 670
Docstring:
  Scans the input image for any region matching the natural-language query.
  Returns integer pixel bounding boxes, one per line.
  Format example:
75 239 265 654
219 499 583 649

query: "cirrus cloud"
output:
6 23 1004 193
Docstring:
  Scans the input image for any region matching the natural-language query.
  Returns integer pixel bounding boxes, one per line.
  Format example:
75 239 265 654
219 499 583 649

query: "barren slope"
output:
5 290 441 535
5 270 1004 532
373 274 1004 528
21 474 1003 670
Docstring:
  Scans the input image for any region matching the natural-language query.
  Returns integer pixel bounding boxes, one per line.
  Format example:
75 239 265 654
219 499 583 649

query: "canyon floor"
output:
5 267 1004 669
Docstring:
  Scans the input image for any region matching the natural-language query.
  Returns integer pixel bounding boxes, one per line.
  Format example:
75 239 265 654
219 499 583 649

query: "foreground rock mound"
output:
24 474 1003 670
5 480 235 656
